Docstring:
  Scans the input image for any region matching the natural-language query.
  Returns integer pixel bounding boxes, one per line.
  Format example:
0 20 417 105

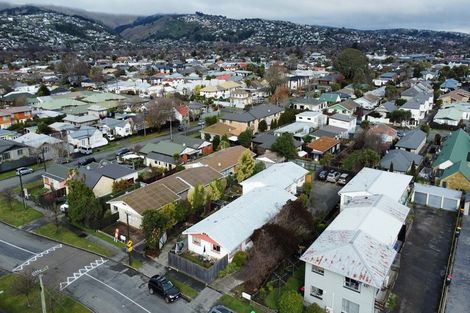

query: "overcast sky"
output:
8 0 470 33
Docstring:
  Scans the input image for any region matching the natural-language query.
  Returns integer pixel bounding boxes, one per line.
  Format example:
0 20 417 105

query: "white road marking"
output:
59 258 107 290
13 244 62 272
85 273 152 313
0 238 36 255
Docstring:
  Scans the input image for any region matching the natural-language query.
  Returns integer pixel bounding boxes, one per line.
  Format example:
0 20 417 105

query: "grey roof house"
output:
395 129 426 153
380 149 423 173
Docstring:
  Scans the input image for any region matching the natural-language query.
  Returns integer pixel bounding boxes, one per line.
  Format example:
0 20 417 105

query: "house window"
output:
212 244 221 253
312 265 324 275
310 286 323 299
17 149 23 156
2 152 10 160
344 277 361 292
342 298 360 313
192 236 201 246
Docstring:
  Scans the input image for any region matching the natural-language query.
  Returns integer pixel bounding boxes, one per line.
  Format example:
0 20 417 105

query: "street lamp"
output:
125 211 132 266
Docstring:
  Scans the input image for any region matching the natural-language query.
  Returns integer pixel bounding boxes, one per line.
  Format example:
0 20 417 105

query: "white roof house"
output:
240 162 308 194
300 194 410 311
338 167 412 208
183 187 296 259
14 133 62 149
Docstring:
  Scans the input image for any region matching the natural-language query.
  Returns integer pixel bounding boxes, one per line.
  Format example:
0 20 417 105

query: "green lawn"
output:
264 267 304 309
0 199 43 227
0 162 51 181
34 223 113 257
127 130 168 143
129 259 143 270
13 179 47 197
94 141 121 153
169 278 198 300
0 273 91 313
73 225 126 249
218 295 257 313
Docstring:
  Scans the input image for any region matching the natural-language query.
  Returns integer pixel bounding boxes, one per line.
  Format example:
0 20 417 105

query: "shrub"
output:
305 303 326 313
232 251 249 267
278 290 303 313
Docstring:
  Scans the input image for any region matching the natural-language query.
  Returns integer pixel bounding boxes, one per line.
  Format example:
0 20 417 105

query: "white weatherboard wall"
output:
187 234 231 260
304 263 377 313
109 201 143 229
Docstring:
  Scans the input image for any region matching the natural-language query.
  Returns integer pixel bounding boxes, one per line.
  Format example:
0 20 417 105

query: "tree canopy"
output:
238 128 253 148
334 48 370 83
235 150 255 183
342 148 380 172
271 133 298 160
67 176 102 227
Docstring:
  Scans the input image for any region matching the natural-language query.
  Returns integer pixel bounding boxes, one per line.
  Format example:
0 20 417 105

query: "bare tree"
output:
1 189 16 210
145 98 176 130
39 188 61 232
12 269 36 307
56 53 90 85
264 64 287 94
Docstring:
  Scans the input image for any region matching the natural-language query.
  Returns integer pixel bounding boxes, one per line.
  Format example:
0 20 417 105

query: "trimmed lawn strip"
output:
0 273 91 313
127 130 168 144
129 259 143 270
218 294 257 313
0 200 43 227
168 277 198 300
73 224 126 249
34 223 113 257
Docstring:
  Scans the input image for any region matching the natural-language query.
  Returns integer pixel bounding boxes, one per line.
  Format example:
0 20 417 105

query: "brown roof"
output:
195 145 254 173
307 136 340 154
110 166 222 214
0 106 32 116
439 89 470 101
369 124 398 140
201 122 238 137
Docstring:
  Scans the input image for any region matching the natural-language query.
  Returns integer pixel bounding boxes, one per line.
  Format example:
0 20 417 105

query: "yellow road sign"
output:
127 240 133 248
127 246 133 253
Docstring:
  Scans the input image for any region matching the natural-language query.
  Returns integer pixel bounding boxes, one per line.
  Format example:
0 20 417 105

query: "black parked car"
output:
318 170 328 181
78 157 96 167
148 275 181 303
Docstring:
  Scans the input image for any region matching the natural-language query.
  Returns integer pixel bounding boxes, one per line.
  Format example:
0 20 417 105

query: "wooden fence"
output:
168 251 228 284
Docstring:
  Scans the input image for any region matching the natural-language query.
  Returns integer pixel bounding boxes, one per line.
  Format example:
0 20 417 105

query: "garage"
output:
411 183 462 211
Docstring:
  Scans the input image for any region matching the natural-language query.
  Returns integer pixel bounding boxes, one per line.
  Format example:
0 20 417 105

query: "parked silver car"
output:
326 171 340 183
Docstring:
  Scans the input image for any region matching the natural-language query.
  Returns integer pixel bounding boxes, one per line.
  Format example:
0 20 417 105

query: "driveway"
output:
308 179 342 217
392 206 455 313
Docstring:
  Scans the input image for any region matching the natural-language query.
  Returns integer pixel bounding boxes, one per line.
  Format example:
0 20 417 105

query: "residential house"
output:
326 99 359 116
200 122 238 141
171 134 213 156
368 124 398 148
307 137 341 161
395 129 426 153
380 149 423 173
0 129 20 140
14 133 65 161
174 105 190 123
67 126 108 150
76 162 138 198
301 194 410 313
42 163 70 193
187 145 254 177
87 104 108 118
439 89 470 105
296 111 327 128
0 106 33 129
432 129 470 190
140 141 197 170
183 187 296 260
0 139 30 163
63 114 99 127
328 113 357 135
355 93 380 109
287 75 309 90
318 73 344 86
230 89 253 108
338 167 413 208
440 79 460 92
373 72 397 86
311 125 349 140
291 98 327 111
98 118 133 138
367 101 396 124
319 93 341 105
240 162 308 194
400 92 433 126
108 166 223 228
433 103 470 126
251 132 302 155
219 104 284 134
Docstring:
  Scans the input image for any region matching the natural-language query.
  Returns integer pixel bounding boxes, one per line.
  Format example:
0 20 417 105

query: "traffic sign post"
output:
32 266 48 313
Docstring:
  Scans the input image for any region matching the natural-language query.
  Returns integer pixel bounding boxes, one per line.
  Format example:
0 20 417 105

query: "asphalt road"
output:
0 223 191 313
0 126 202 191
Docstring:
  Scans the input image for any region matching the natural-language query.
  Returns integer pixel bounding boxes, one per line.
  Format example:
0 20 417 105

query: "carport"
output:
412 183 462 211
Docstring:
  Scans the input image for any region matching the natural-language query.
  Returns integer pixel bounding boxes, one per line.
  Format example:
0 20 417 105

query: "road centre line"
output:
0 238 36 255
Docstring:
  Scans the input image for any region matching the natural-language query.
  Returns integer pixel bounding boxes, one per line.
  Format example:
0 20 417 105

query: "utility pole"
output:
41 147 47 172
32 266 48 313
18 172 26 209
143 109 147 137
126 212 132 266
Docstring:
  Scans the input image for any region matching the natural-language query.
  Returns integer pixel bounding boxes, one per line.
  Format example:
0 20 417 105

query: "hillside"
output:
0 6 125 50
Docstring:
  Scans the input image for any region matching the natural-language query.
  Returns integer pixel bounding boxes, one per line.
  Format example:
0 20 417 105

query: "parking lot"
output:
308 171 344 217
392 206 456 313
